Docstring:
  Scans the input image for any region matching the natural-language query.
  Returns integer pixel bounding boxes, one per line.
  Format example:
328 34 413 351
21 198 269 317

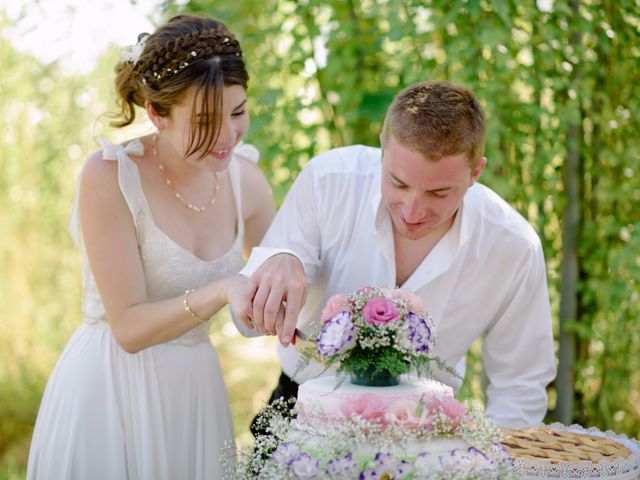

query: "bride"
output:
26 14 272 479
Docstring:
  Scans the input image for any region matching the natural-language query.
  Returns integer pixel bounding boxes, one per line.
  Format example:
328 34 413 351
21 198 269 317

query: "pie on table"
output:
502 427 632 463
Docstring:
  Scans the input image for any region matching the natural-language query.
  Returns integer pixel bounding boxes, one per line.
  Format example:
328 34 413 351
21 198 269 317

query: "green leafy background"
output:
1 1 638 477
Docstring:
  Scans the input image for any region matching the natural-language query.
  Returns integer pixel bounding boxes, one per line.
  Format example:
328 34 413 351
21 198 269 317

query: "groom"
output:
235 80 556 428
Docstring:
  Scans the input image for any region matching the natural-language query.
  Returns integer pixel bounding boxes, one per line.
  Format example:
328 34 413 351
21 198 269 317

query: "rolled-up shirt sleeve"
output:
482 240 556 427
231 162 324 337
240 162 323 283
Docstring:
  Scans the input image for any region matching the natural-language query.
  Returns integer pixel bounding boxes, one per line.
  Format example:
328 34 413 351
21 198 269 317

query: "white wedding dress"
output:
27 137 256 479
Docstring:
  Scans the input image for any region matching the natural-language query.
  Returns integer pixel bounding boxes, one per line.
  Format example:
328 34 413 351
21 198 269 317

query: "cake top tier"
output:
299 374 453 398
296 374 466 435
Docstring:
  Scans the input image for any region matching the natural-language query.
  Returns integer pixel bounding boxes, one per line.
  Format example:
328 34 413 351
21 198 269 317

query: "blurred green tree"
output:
1 0 639 476
0 14 85 473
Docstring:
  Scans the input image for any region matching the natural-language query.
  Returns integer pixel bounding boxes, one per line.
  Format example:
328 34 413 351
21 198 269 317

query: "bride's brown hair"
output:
113 14 248 159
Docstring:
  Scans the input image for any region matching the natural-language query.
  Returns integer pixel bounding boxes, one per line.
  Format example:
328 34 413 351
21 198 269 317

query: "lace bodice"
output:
69 137 258 344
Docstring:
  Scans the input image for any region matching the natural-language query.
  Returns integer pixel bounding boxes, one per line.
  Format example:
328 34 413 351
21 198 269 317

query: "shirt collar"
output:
402 201 465 289
457 183 481 250
371 167 386 235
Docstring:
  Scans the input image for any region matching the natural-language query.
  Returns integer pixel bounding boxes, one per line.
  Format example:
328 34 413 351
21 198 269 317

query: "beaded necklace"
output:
152 133 220 213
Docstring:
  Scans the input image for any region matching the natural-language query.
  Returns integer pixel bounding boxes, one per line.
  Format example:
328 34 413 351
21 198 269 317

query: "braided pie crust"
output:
502 427 632 464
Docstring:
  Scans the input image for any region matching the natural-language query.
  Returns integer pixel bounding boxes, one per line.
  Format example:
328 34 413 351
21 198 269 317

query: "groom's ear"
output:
469 156 487 185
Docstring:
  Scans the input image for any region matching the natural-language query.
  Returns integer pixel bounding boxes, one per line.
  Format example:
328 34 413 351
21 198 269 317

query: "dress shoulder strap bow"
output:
97 137 145 160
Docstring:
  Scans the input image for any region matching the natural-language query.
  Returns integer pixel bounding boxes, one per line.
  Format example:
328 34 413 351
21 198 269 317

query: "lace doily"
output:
511 422 640 479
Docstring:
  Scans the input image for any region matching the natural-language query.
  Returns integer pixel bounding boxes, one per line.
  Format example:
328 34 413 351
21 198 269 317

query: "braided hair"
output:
114 14 248 159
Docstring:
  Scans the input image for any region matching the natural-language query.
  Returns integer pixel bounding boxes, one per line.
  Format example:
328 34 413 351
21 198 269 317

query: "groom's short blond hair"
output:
381 81 486 168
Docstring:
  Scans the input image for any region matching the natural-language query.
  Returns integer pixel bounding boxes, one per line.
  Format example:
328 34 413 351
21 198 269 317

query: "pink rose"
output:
320 294 350 324
340 394 386 424
439 396 467 428
362 297 400 325
422 395 467 432
384 400 425 429
392 289 425 313
385 398 444 431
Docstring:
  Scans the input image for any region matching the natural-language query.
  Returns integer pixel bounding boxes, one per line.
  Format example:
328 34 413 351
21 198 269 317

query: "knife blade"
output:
294 328 308 341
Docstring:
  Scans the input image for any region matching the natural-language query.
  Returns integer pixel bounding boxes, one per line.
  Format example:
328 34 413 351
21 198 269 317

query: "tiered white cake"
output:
258 374 516 479
230 284 640 479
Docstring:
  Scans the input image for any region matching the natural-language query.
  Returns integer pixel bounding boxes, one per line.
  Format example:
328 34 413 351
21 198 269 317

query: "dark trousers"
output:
250 371 300 438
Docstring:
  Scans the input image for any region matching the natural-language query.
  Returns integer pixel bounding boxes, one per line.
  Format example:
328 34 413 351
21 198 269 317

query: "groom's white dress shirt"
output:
239 145 556 428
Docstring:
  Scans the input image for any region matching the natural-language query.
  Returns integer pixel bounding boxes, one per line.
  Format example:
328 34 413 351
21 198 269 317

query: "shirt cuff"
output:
239 246 301 277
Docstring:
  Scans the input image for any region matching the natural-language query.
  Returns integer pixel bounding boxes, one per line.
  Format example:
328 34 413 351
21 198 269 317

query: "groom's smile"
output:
380 134 484 241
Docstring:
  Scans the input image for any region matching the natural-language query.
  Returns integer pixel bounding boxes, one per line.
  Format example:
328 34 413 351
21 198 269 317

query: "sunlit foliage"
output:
1 0 639 477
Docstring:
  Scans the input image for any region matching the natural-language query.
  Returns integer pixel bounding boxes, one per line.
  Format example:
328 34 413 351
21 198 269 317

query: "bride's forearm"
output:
108 277 233 354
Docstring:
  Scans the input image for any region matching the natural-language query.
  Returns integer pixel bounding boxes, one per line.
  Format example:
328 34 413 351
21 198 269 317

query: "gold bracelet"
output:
183 289 207 323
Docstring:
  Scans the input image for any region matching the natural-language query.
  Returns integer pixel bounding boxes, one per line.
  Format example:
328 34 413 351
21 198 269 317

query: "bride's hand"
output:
224 275 255 331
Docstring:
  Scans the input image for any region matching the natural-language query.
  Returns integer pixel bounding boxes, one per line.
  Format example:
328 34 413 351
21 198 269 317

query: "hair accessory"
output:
152 133 221 213
145 32 244 84
183 289 207 323
149 49 199 83
120 33 149 65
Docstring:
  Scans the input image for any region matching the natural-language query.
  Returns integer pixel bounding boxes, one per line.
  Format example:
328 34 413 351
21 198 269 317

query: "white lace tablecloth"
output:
513 423 640 479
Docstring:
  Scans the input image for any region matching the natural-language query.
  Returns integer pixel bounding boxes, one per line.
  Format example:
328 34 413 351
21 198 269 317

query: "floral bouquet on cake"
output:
306 286 448 386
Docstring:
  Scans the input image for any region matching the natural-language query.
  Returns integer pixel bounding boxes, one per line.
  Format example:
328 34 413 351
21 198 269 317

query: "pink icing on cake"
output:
297 374 455 430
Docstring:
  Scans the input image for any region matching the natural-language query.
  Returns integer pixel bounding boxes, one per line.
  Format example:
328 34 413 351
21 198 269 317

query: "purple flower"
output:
373 452 399 474
326 452 359 477
362 297 400 325
359 452 400 479
317 312 356 357
290 453 320 478
358 471 378 480
271 442 300 466
413 452 437 475
438 448 494 473
465 447 493 470
400 313 434 355
395 459 413 478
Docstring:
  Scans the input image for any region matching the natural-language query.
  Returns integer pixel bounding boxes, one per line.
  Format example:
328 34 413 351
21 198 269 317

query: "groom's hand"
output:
244 253 307 347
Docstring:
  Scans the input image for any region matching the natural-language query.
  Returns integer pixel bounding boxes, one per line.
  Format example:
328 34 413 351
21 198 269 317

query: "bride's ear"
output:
145 101 167 131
